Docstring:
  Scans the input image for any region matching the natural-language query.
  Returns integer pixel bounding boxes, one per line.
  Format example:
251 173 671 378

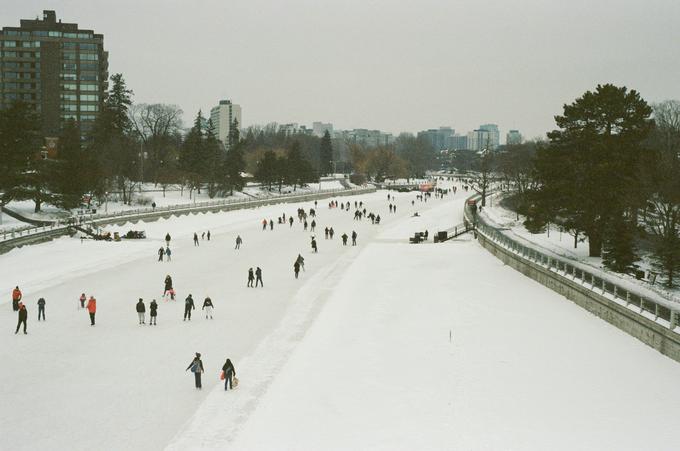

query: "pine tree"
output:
319 130 334 175
54 119 88 209
204 119 223 198
255 150 278 190
219 119 245 195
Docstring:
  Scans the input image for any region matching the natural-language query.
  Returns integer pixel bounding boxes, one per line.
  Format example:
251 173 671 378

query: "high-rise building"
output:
209 99 241 149
479 124 500 149
312 121 333 137
0 10 109 138
506 129 522 145
448 134 468 150
467 129 490 152
418 126 455 151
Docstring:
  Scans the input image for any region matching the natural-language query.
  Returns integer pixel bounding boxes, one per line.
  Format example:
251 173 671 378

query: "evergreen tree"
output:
319 130 334 175
54 119 88 209
219 120 246 195
255 150 278 190
204 119 224 198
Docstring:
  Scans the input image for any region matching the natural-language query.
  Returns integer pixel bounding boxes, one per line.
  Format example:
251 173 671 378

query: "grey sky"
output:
3 0 680 140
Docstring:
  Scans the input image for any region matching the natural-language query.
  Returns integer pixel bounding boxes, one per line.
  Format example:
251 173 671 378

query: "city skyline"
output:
2 0 679 140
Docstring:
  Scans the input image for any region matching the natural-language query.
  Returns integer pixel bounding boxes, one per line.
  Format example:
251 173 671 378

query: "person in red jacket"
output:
86 296 97 326
12 286 22 312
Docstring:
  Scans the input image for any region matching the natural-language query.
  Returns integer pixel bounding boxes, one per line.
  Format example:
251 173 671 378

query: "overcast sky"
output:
3 0 680 140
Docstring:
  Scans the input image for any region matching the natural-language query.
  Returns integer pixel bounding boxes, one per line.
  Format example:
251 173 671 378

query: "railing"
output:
463 193 680 334
0 186 375 245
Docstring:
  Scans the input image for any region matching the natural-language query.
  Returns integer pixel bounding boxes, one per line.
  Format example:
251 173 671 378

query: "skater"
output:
222 358 237 391
149 299 158 325
393 205 397 213
324 227 329 239
165 246 172 262
310 220 316 232
262 218 267 230
15 302 27 334
202 297 214 319
79 293 86 309
37 297 45 321
375 214 381 224
311 237 318 253
165 233 171 246
247 268 255 287
136 298 146 324
235 235 242 249
255 267 263 287
164 275 174 300
87 296 96 326
352 230 357 246
193 232 199 246
269 219 274 230
303 220 308 231
329 227 335 239
341 233 348 245
151 201 156 211
186 353 205 389
296 253 305 271
184 294 195 321
289 217 294 227
294 261 300 278
12 286 22 312
201 232 205 240
207 230 211 241
158 246 165 262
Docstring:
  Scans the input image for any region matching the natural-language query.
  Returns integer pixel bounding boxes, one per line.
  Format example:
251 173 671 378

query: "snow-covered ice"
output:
2 182 680 451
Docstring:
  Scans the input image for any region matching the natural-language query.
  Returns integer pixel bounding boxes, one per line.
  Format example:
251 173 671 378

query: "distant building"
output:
279 123 300 136
0 10 109 138
209 99 241 149
506 129 522 145
312 121 333 137
448 134 468 150
418 127 455 151
340 128 393 147
479 124 500 149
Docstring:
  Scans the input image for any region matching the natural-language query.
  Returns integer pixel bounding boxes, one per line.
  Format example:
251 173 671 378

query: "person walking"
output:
247 268 255 287
184 294 195 321
207 231 211 241
87 296 97 326
289 216 294 227
329 227 335 239
15 302 28 334
164 275 174 300
165 233 171 246
202 297 214 319
255 267 263 287
294 261 300 279
12 286 22 312
149 299 158 326
352 230 357 246
165 246 172 262
136 298 146 324
296 254 305 271
324 227 329 239
310 220 316 232
37 297 46 321
235 235 242 249
79 293 86 309
186 353 205 389
193 233 199 246
221 358 237 391
341 233 348 245
158 247 165 262
311 237 318 253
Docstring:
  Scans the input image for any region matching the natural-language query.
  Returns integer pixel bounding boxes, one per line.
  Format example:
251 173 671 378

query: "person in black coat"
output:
351 230 357 246
37 297 46 321
149 299 158 325
294 261 300 279
247 268 255 287
255 267 263 287
15 303 27 334
136 298 146 324
158 247 164 262
184 294 195 321
222 358 236 391
164 275 174 300
186 353 204 389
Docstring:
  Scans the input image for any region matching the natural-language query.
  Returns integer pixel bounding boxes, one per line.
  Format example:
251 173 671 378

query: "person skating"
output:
262 218 267 230
235 235 242 249
136 298 146 324
311 237 318 253
165 246 172 262
207 230 211 241
201 232 205 240
294 261 300 279
329 227 334 239
296 254 305 271
186 353 205 389
222 358 236 391
37 297 45 321
289 216 294 227
324 227 329 239
79 293 86 309
310 220 316 232
202 297 214 319
184 294 195 321
247 268 255 287
341 233 348 245
255 267 263 287
12 286 22 312
303 220 308 231
158 246 165 262
164 275 174 300
165 233 171 246
15 302 28 334
149 299 158 325
87 296 97 326
269 219 274 230
193 232 199 246
352 230 357 246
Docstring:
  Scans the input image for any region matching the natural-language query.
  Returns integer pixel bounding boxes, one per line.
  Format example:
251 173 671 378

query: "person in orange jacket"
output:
12 286 22 312
86 296 97 326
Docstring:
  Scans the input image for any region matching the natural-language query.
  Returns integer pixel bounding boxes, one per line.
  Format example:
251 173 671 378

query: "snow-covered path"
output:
0 186 449 451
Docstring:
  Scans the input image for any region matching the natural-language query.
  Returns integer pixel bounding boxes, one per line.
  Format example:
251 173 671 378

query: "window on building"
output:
48 31 62 38
5 31 19 36
62 63 77 71
4 41 17 48
79 53 98 61
79 43 97 50
4 72 18 78
77 33 92 39
80 104 99 112
3 62 19 69
61 113 78 121
32 31 48 37
3 51 16 57
80 83 98 91
4 93 17 100
62 42 77 49
80 114 96 121
62 104 78 112
80 63 97 71
4 82 17 89
79 94 99 101
61 93 77 101
21 41 39 48
62 83 77 91
79 73 98 81
63 33 78 39
62 73 77 81
62 52 77 60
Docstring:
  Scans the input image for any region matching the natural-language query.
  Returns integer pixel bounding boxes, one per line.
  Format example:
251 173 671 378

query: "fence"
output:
0 186 375 249
463 193 680 336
